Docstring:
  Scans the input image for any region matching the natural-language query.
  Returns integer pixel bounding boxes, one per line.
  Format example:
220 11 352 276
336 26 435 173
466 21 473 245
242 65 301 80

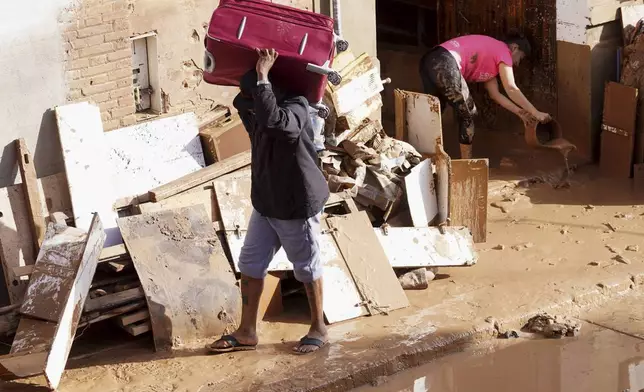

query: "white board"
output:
227 232 367 324
55 102 120 246
405 92 443 155
105 113 205 201
405 159 438 227
375 227 477 268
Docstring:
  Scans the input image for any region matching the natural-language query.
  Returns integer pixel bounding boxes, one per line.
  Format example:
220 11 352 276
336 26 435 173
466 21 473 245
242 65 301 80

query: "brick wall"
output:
62 0 136 131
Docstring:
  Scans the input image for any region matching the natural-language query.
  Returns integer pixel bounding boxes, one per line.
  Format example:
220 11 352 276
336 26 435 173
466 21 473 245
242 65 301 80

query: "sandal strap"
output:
299 336 325 347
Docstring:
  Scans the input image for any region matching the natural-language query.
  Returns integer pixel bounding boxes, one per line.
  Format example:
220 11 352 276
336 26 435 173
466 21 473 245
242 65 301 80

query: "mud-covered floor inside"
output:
4 125 644 392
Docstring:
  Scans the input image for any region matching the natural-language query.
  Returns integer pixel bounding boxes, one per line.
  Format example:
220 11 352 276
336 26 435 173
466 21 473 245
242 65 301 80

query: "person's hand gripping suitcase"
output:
256 48 279 83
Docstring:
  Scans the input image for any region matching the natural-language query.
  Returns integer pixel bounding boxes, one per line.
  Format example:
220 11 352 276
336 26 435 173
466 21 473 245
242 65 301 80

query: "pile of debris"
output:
0 50 482 390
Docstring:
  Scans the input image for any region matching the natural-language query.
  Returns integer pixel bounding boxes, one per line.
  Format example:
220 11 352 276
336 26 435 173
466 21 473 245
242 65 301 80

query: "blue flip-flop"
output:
293 336 328 355
208 335 257 354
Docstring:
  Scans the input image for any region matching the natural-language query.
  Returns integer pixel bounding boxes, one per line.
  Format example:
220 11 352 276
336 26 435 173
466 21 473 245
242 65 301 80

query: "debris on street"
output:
523 314 581 339
0 39 482 384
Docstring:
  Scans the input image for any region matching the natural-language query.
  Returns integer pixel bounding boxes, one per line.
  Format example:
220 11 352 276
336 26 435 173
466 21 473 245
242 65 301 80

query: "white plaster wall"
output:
0 1 72 187
556 0 588 44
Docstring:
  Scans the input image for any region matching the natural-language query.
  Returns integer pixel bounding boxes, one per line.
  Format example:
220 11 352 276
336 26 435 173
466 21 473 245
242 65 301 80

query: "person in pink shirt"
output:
419 32 551 159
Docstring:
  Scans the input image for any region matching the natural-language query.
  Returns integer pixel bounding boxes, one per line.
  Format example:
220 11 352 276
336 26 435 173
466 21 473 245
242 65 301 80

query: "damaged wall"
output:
0 1 73 187
0 0 378 188
130 0 376 126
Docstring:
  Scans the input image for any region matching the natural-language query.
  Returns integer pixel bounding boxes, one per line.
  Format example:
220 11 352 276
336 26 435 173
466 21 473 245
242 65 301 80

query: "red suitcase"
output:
203 0 343 117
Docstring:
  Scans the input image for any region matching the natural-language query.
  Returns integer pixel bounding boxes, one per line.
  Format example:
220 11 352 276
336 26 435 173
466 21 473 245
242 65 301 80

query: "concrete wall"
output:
0 1 73 187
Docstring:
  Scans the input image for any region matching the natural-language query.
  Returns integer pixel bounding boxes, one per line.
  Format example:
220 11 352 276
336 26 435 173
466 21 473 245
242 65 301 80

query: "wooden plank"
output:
105 260 132 273
83 287 144 313
318 219 370 324
394 89 406 141
449 159 489 244
15 138 45 252
12 265 33 278
56 102 121 246
139 189 220 222
122 320 151 336
99 244 128 262
0 172 72 305
258 273 282 320
213 167 253 231
405 159 438 227
556 41 592 161
148 151 251 202
117 309 150 327
78 300 146 328
394 90 443 155
326 212 409 316
2 214 105 389
118 205 241 351
105 113 206 204
374 227 477 268
19 223 89 322
600 82 638 178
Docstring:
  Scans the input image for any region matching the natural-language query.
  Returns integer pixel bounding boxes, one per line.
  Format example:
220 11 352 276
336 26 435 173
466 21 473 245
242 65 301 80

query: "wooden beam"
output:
12 265 33 278
78 300 146 328
117 309 150 327
15 138 46 252
148 151 251 202
122 320 151 336
83 287 145 313
99 244 128 261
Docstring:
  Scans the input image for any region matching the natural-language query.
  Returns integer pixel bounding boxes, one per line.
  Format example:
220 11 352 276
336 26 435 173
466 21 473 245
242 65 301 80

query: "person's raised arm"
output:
498 63 550 123
253 48 306 140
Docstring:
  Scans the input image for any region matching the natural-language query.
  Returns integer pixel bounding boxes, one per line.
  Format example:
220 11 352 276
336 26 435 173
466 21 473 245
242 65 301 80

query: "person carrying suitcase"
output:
419 32 552 159
209 48 330 355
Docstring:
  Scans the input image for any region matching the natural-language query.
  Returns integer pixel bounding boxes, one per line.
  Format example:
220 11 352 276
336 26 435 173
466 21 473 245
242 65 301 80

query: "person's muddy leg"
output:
454 76 476 159
210 210 279 351
275 213 328 354
298 277 328 353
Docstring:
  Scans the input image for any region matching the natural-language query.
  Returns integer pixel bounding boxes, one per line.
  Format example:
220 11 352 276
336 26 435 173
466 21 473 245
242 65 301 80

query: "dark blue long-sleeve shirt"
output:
233 83 329 220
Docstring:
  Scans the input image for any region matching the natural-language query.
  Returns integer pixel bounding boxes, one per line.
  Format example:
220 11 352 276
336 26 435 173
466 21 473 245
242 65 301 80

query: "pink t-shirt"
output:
439 35 513 83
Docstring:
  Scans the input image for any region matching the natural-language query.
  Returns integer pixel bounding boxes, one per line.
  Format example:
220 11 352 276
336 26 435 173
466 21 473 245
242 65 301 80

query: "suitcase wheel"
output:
335 39 349 53
315 105 330 119
204 51 216 73
327 71 342 86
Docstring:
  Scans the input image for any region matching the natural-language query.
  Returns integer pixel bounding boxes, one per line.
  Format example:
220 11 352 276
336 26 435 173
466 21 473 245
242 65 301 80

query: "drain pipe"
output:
332 0 349 52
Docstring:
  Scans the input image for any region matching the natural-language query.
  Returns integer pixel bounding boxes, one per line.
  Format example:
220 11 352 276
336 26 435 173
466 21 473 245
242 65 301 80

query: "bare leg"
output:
211 274 263 349
294 277 329 353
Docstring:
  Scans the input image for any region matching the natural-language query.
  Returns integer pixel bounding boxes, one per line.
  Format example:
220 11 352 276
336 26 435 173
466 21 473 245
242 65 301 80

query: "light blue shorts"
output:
238 209 322 283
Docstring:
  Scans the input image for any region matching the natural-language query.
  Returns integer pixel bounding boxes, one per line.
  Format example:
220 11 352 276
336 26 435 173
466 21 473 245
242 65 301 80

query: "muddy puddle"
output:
354 325 644 392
